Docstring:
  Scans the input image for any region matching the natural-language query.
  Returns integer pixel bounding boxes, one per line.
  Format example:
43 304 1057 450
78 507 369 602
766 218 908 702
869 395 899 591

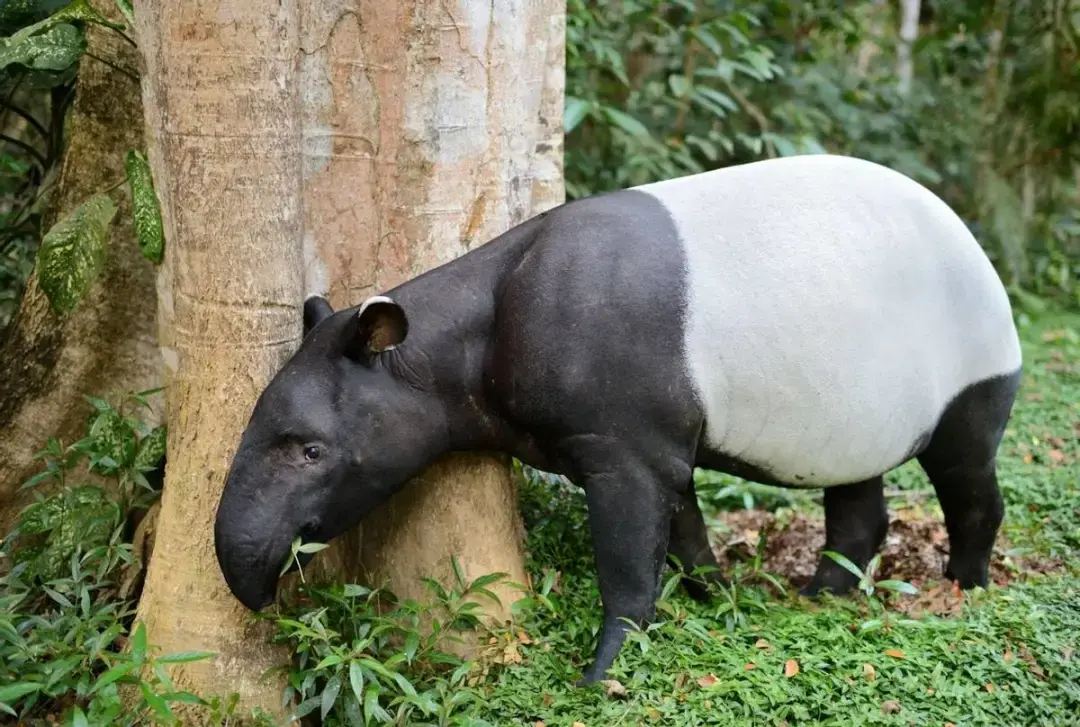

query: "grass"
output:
459 309 1080 727
3 310 1075 726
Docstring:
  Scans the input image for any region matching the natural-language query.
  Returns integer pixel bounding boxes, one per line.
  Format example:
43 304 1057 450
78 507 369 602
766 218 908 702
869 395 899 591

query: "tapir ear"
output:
303 296 335 337
342 295 408 362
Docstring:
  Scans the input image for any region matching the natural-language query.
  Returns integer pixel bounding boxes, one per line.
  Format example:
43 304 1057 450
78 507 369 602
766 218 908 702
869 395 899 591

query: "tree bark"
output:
897 0 921 96
297 0 565 625
0 0 160 535
131 0 302 716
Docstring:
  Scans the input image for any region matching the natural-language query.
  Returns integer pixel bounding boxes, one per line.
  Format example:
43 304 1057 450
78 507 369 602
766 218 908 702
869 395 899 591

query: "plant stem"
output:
84 52 139 83
0 134 47 169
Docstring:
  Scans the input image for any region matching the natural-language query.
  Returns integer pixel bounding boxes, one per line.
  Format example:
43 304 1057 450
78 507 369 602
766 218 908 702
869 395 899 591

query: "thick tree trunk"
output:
0 1 160 535
131 0 302 715
298 0 565 623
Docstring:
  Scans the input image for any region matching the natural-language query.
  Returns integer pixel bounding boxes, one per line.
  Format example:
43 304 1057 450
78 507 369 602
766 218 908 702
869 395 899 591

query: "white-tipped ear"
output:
358 295 396 317
342 295 409 362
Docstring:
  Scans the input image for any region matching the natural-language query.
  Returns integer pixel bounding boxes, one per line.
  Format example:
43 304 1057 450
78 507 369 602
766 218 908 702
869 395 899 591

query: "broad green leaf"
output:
124 150 164 263
297 541 330 555
0 682 43 703
0 22 84 71
601 106 650 139
321 673 342 721
71 706 90 727
37 193 117 313
349 660 364 703
564 96 590 133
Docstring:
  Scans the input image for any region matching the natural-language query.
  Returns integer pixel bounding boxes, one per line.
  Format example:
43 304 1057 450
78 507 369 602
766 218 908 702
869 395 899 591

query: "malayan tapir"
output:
214 154 1022 684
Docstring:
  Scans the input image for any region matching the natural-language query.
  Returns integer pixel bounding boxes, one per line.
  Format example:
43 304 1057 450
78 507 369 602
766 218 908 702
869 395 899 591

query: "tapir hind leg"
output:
801 476 888 597
667 480 725 601
917 372 1020 588
561 436 685 685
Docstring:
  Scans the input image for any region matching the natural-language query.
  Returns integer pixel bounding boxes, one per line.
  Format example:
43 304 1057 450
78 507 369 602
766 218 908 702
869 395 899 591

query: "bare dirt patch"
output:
708 507 1063 617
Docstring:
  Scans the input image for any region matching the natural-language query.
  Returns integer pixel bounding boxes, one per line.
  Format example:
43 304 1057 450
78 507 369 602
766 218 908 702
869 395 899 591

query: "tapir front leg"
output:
562 436 681 685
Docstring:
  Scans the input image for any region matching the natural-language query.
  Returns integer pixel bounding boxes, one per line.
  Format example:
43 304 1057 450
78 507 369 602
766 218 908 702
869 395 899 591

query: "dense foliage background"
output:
1 0 1077 330
563 0 1079 307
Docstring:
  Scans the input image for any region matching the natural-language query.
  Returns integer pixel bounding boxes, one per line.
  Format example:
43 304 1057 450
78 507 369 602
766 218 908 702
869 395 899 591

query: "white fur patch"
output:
635 155 1022 487
358 295 395 316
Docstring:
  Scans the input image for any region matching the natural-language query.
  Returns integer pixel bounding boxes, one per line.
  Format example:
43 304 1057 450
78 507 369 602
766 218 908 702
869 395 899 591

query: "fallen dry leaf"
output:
1062 646 1075 661
534 722 545 727
517 630 532 644
1049 449 1066 464
881 700 901 714
754 638 771 649
697 674 719 688
985 683 995 693
886 649 906 659
573 723 585 727
502 642 522 664
784 659 800 678
926 687 936 696
601 680 627 699
1004 646 1014 663
863 663 876 681
744 662 756 671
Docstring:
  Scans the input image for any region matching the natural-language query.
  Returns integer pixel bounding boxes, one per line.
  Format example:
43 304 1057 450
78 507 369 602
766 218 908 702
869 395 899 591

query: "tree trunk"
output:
896 0 921 96
297 0 565 625
131 0 302 716
0 0 160 535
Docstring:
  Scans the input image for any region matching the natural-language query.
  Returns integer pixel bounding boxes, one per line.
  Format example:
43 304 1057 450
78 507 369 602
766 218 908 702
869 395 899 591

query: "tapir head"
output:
214 294 443 611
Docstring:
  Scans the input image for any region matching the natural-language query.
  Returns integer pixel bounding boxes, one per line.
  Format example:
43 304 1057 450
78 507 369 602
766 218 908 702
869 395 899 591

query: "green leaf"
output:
296 541 330 555
131 622 147 663
139 681 172 722
71 706 89 727
363 684 390 724
601 106 650 139
668 74 691 98
91 662 133 693
564 96 590 134
134 425 167 470
124 150 164 263
0 22 85 72
111 0 134 28
349 660 364 704
53 0 124 29
37 193 117 313
0 682 43 703
156 650 215 664
822 550 865 581
321 673 342 721
876 579 920 595
291 696 321 720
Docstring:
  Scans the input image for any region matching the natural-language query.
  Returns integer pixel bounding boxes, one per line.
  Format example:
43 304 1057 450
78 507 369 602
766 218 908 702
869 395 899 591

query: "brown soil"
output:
707 506 1062 617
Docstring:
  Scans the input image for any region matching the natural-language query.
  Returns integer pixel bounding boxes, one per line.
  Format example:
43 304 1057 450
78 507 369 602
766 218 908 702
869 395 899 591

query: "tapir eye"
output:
302 445 322 461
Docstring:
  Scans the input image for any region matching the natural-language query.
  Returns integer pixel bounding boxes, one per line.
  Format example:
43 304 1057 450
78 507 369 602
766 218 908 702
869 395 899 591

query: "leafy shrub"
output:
0 390 258 726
